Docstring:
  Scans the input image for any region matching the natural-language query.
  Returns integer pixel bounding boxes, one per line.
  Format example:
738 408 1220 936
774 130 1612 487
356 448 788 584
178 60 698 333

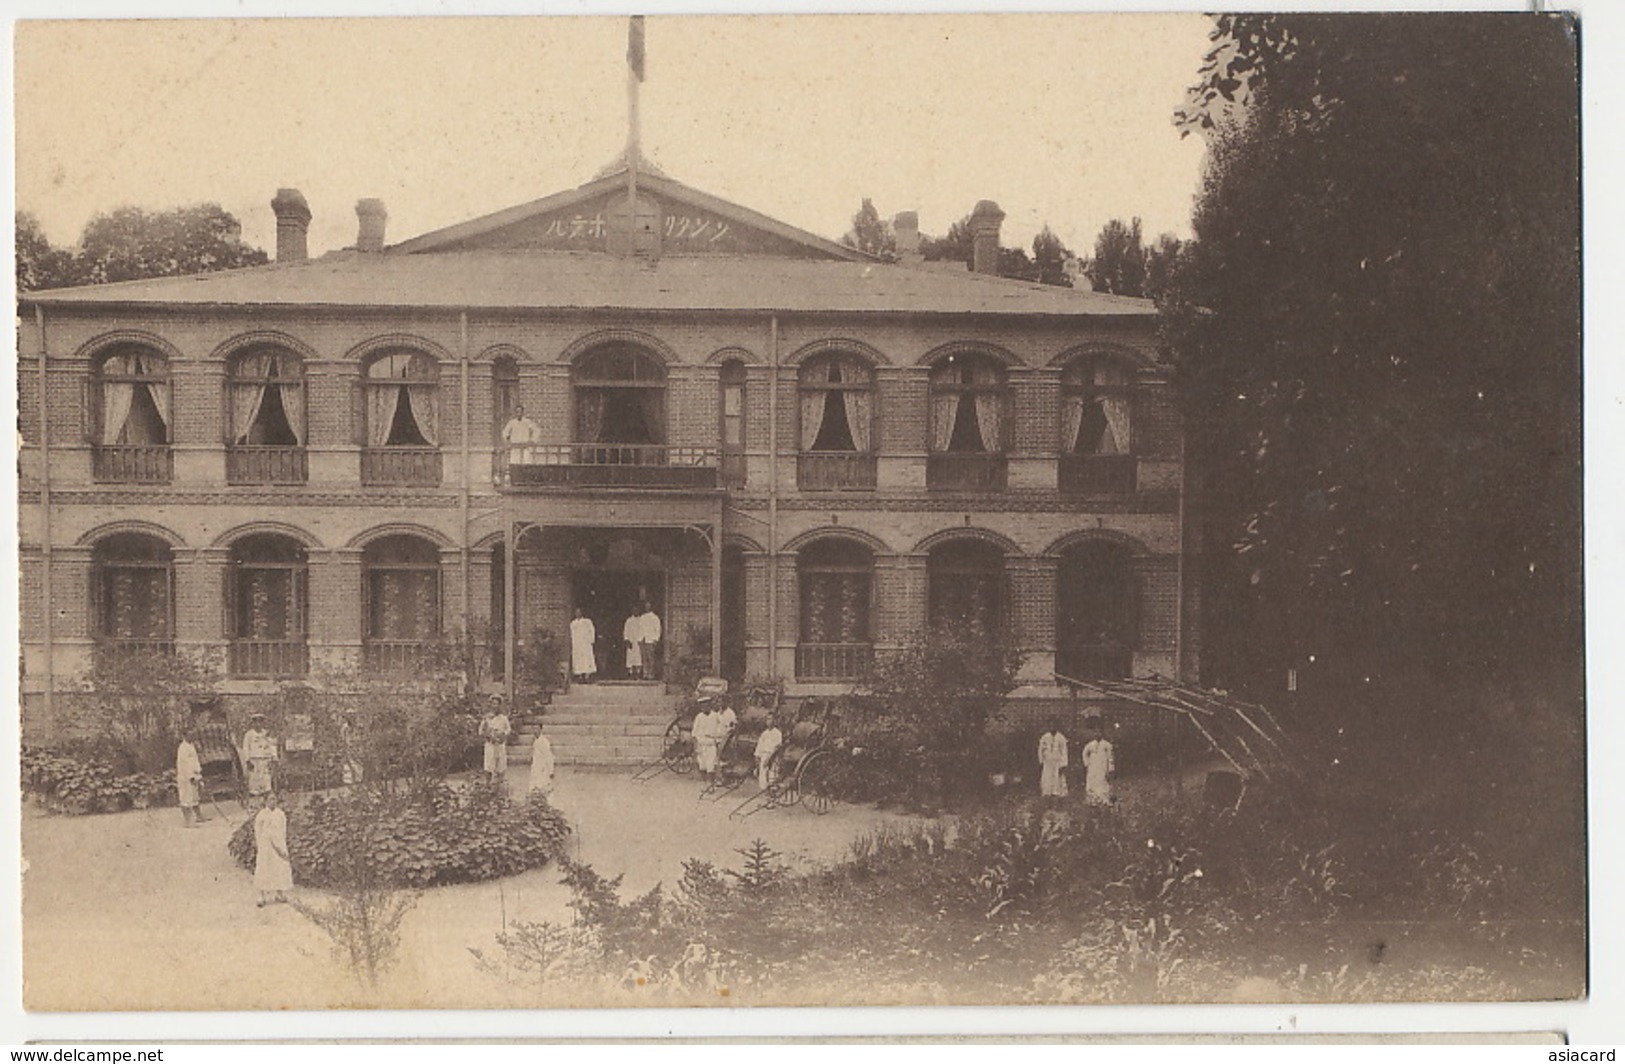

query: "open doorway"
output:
570 569 666 680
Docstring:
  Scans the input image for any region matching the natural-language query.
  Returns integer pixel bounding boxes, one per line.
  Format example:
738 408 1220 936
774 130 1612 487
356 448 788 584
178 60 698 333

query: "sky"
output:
14 14 1214 260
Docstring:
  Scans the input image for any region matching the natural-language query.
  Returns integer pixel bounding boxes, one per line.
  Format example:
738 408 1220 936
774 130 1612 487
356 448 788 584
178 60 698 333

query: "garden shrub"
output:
22 746 177 814
228 780 569 888
837 623 1022 810
67 646 217 773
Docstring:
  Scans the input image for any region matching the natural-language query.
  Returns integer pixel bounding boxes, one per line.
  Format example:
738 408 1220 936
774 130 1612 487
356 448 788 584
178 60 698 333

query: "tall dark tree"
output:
15 211 77 292
840 198 897 261
1031 225 1075 288
920 216 973 266
1165 14 1581 697
1142 232 1185 305
1085 217 1148 297
73 203 268 285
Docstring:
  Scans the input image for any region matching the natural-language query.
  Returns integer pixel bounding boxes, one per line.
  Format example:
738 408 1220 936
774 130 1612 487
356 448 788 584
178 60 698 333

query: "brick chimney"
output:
970 200 1005 276
356 199 388 253
893 211 922 265
271 189 311 263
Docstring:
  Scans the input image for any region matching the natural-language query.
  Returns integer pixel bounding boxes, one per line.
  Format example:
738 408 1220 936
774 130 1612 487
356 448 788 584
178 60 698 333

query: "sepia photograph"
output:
10 7 1587 1022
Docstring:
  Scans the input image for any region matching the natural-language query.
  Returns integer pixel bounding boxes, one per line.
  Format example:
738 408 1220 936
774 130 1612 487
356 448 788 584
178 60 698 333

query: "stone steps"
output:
510 705 675 767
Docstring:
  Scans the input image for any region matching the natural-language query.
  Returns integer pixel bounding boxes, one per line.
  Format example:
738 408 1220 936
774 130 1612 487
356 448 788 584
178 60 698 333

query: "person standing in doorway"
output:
569 606 597 684
623 609 644 679
637 600 663 681
1038 721 1070 800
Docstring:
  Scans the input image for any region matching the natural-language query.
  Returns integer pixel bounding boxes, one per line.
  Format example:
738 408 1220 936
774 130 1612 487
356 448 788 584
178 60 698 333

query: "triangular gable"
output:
391 169 872 261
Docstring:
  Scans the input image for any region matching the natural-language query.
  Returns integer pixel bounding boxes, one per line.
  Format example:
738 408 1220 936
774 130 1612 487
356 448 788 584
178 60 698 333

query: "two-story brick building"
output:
17 159 1196 752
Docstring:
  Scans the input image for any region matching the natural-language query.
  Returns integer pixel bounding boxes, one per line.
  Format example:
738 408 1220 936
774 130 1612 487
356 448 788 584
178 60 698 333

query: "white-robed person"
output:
1080 718 1116 807
176 730 206 827
753 721 784 791
480 697 512 782
253 791 293 907
692 705 717 781
569 607 597 683
637 603 663 681
528 724 556 799
710 701 737 775
500 404 542 471
623 609 644 679
1038 722 1070 799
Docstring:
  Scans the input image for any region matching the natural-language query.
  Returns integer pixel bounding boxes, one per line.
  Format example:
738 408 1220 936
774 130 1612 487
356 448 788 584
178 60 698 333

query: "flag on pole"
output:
627 15 646 82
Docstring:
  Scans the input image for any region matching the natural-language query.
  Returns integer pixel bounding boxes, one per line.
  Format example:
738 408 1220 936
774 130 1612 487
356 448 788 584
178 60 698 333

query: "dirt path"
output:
22 765 924 1011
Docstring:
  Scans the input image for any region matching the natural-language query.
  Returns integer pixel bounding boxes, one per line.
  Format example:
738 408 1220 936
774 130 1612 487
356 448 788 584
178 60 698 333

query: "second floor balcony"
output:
362 446 442 487
228 445 308 485
927 451 1008 492
503 443 720 490
1060 453 1137 496
92 444 172 484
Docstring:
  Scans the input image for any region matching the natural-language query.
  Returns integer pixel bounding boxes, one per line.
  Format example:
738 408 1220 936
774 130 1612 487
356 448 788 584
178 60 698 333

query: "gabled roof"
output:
19 250 1158 319
391 165 872 262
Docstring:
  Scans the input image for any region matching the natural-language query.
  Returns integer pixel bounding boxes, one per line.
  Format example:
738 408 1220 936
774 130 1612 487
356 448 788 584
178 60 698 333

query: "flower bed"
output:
227 780 570 889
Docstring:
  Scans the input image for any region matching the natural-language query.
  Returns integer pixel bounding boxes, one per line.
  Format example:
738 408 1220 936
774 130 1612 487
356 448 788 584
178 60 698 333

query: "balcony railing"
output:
227 445 308 485
797 452 877 491
795 642 874 680
229 639 310 678
361 447 442 486
503 444 719 490
99 636 175 656
363 639 436 675
1060 453 1137 495
927 452 1008 492
1056 644 1134 681
92 445 172 484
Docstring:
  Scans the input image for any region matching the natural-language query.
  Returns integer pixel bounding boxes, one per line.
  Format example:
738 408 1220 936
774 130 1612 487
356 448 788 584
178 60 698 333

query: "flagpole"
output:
626 16 644 244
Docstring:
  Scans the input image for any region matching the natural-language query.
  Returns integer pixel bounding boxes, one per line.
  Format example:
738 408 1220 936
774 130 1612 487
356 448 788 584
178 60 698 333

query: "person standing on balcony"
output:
623 609 645 679
637 600 663 681
569 606 597 683
501 404 542 473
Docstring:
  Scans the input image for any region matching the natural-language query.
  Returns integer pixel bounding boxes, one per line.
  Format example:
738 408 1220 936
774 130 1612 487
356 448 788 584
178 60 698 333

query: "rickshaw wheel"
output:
664 721 696 775
798 749 835 815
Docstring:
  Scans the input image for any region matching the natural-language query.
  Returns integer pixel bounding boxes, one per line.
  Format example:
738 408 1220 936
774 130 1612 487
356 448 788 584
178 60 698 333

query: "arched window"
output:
573 344 666 449
1055 540 1139 680
927 539 1006 634
227 534 308 677
797 538 874 679
927 352 1009 490
361 350 441 485
91 533 174 653
719 358 747 488
1060 355 1136 494
227 347 306 484
362 535 442 672
92 346 171 483
797 352 876 490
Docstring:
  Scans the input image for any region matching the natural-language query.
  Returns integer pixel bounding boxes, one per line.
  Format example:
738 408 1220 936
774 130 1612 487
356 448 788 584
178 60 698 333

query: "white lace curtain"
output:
231 351 305 445
99 351 169 445
367 353 437 447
